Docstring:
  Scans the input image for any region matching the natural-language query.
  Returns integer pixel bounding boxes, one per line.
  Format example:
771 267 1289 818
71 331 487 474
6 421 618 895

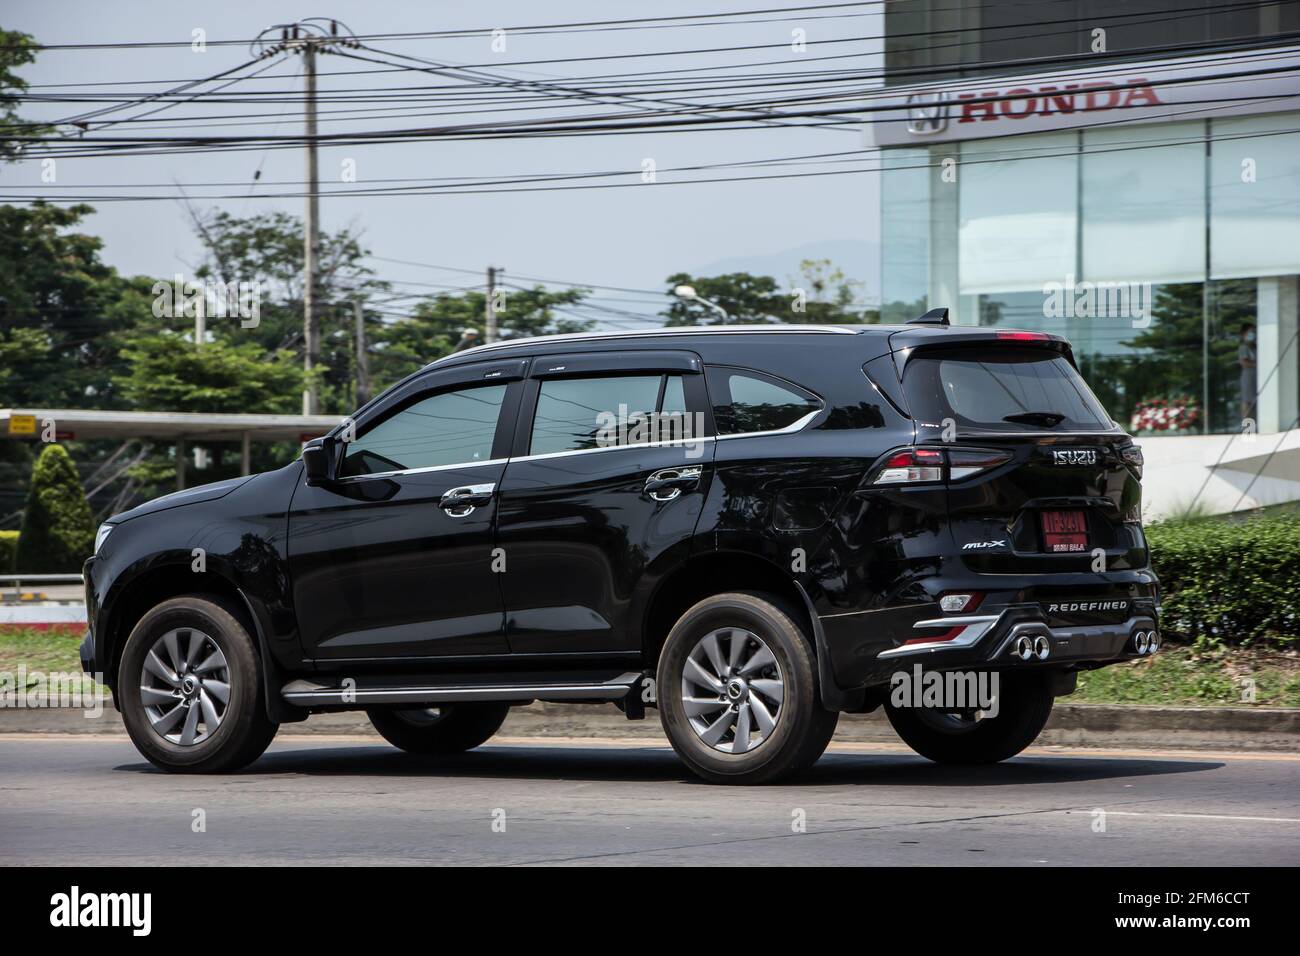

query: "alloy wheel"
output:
680 627 784 754
138 628 230 746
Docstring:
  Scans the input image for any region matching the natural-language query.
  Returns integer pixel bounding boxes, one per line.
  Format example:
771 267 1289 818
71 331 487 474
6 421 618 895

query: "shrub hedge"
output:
15 444 95 573
0 530 18 573
1147 511 1300 647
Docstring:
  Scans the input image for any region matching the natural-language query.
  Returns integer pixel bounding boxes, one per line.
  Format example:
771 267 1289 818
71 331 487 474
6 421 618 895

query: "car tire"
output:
657 591 838 785
884 671 1054 764
367 702 511 755
118 595 279 773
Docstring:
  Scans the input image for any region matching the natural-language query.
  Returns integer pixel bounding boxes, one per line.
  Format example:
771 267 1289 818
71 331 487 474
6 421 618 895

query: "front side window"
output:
338 383 508 477
530 374 688 455
706 367 821 435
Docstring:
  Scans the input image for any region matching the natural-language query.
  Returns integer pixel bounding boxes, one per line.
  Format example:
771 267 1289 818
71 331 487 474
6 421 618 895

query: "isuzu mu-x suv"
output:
82 313 1160 783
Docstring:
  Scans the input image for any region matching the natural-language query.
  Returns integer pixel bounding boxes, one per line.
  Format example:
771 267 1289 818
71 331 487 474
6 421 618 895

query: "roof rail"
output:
431 324 859 365
908 307 950 326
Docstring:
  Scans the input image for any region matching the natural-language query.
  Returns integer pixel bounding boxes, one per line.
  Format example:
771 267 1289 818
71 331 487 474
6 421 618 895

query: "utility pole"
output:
485 266 501 343
301 38 320 415
353 300 370 406
253 21 360 413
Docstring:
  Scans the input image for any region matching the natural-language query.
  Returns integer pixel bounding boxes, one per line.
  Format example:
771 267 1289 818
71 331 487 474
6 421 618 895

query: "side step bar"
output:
281 672 644 707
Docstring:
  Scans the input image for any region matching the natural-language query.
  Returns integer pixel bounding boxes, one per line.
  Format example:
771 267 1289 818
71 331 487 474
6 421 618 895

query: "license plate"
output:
1041 509 1088 552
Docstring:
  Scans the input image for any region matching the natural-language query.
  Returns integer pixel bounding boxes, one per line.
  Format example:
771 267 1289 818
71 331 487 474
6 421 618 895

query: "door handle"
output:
643 466 702 502
439 482 495 517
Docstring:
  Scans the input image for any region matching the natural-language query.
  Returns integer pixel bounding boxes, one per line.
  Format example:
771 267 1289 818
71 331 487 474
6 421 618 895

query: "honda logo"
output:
906 91 948 135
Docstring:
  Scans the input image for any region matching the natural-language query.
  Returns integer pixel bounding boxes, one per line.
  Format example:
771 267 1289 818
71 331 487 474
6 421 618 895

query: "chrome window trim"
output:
513 436 716 465
715 408 822 441
333 456 509 483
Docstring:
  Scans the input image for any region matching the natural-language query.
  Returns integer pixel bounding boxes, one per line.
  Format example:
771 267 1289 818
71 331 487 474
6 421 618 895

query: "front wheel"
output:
657 592 838 785
367 702 510 755
885 671 1054 764
118 595 278 773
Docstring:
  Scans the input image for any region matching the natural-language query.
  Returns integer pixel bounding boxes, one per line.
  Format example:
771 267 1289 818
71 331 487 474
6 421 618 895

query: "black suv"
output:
82 317 1160 784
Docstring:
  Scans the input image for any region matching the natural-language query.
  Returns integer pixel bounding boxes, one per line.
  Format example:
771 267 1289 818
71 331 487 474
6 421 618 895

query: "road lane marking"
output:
1096 810 1300 823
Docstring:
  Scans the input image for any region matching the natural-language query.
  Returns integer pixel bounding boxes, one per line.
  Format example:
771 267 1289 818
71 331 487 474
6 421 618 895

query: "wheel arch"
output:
100 562 296 722
641 550 860 710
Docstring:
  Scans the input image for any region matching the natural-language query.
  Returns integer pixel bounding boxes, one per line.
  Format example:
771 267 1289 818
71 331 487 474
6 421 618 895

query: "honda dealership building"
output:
868 0 1300 516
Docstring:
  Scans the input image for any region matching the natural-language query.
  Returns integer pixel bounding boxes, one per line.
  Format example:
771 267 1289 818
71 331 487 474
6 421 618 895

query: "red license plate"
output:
1040 509 1088 552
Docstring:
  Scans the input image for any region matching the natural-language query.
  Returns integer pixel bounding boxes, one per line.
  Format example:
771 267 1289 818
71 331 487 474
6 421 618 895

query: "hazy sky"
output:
1 1 884 324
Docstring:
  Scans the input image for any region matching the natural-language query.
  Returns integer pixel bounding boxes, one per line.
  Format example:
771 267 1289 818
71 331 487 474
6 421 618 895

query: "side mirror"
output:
302 438 334 486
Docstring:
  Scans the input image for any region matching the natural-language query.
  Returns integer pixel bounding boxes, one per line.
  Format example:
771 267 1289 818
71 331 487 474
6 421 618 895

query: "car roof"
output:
424 322 1066 371
427 324 874 370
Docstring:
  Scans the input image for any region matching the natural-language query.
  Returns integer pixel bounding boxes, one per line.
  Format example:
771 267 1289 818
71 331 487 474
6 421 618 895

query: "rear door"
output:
895 336 1147 573
494 350 714 655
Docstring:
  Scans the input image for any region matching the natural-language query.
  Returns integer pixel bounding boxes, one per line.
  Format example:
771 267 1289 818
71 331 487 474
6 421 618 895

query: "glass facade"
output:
884 0 1300 86
880 113 1300 435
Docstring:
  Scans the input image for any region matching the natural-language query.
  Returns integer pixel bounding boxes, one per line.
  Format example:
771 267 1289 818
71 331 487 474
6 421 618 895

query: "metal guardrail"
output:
0 575 84 583
0 574 84 602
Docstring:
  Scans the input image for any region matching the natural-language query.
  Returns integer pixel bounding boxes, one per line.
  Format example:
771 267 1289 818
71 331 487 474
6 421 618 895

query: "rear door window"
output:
902 347 1114 432
706 367 822 436
530 374 690 455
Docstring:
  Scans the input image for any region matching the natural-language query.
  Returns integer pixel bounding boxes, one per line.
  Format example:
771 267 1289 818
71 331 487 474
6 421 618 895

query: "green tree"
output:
115 334 304 414
370 285 592 392
662 272 783 326
186 208 387 413
662 263 874 326
16 443 94 572
0 202 153 407
786 258 876 324
0 27 39 160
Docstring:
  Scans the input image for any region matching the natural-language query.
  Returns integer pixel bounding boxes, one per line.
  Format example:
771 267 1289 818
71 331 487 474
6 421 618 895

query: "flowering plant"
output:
1129 397 1200 433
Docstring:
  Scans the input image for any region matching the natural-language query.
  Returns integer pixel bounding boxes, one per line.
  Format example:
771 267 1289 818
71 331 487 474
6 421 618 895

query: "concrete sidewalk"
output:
3 700 1298 752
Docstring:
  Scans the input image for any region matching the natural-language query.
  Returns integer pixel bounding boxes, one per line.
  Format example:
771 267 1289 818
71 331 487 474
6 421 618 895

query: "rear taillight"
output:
873 447 944 484
871 446 1011 485
948 448 1013 480
1121 444 1144 478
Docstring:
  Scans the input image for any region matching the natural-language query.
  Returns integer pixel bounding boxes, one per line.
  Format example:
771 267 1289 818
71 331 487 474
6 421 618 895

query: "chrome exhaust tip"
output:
1133 631 1150 655
1014 635 1034 661
1033 634 1051 661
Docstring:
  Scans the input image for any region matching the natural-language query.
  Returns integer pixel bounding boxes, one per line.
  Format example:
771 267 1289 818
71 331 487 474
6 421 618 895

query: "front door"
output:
287 362 524 661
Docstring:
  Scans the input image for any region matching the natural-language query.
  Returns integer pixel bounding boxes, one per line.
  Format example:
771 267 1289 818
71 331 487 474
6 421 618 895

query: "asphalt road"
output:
2 735 1298 866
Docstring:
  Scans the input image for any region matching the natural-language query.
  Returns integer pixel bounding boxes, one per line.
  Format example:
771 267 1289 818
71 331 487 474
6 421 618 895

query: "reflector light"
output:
939 592 983 613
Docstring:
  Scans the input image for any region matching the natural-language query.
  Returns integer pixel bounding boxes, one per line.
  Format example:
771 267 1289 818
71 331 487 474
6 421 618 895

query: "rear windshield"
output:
901 347 1114 432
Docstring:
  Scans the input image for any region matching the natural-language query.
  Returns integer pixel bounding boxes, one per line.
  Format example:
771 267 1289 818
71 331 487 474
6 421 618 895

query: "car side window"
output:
706 367 821 436
530 374 688 455
338 383 508 477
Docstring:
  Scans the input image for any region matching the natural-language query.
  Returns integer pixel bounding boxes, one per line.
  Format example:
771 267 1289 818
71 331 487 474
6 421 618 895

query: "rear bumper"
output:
877 605 1158 668
817 573 1160 690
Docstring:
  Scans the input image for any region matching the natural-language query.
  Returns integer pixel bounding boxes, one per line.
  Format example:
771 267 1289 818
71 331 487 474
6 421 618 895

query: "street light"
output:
673 284 730 323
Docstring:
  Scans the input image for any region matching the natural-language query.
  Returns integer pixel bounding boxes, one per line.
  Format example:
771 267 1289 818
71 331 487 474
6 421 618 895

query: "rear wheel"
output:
658 592 838 785
118 595 278 773
885 671 1053 764
367 702 510 755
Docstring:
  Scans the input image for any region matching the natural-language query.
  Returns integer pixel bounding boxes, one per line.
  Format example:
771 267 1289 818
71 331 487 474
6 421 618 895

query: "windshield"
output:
901 347 1115 433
